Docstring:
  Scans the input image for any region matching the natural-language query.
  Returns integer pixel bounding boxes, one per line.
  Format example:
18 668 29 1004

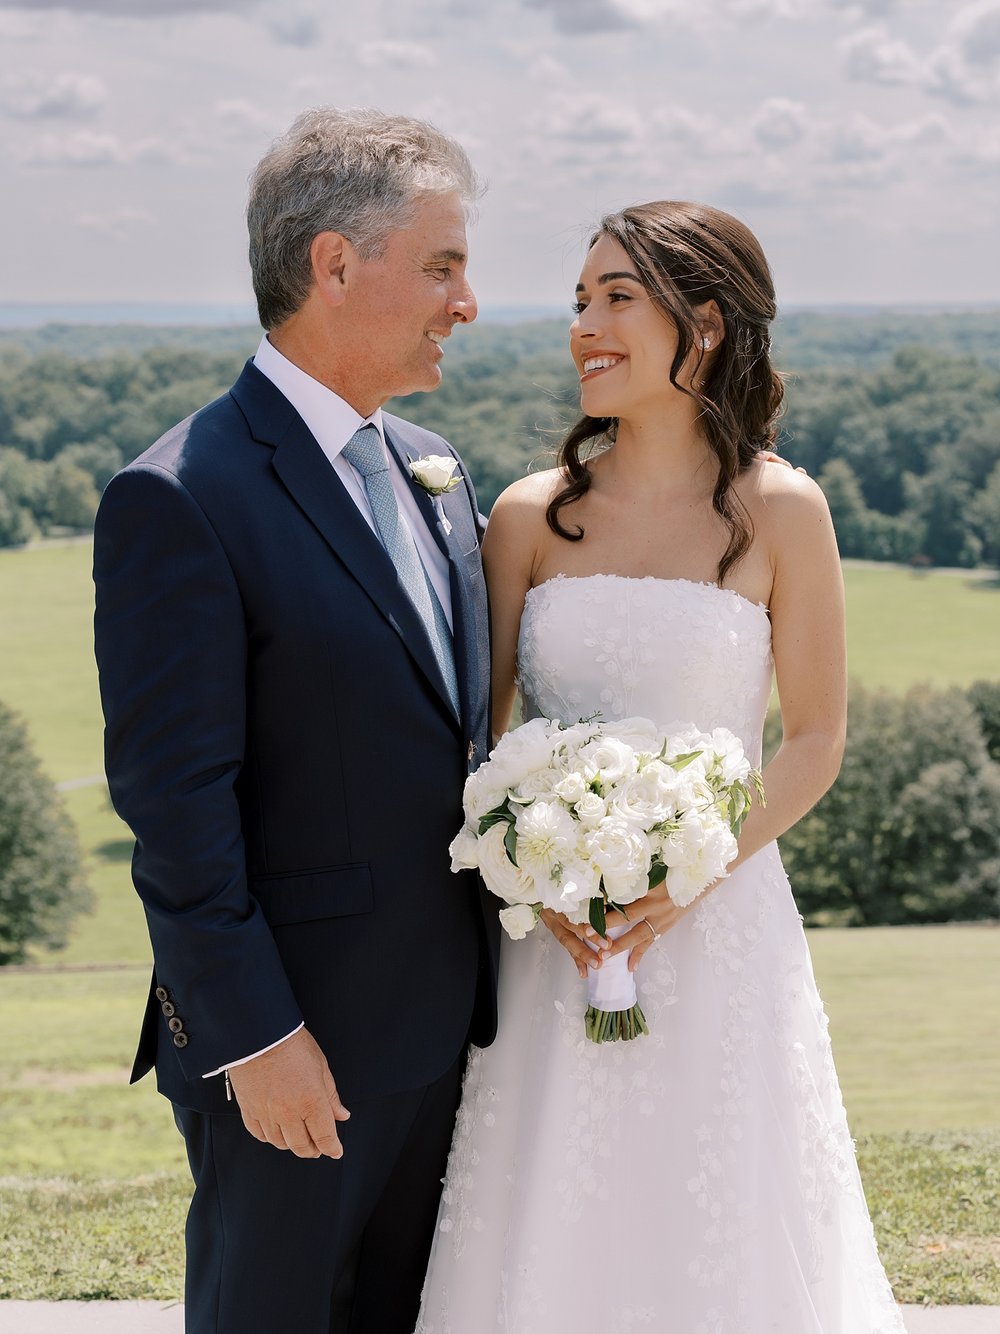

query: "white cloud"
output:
522 0 641 35
0 71 107 118
23 129 187 167
838 3 1000 105
841 25 925 86
357 39 437 68
77 206 154 238
827 0 898 16
0 0 249 12
752 96 808 150
651 105 713 152
527 54 571 81
954 0 1000 68
214 98 278 137
24 129 122 166
268 13 321 47
542 92 644 145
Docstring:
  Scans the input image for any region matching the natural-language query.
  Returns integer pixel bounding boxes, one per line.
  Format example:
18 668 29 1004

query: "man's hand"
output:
227 1026 350 1159
757 449 806 474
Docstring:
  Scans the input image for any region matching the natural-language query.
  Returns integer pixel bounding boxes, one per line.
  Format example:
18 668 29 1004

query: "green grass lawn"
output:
843 563 1000 691
1 926 998 1301
0 540 998 1302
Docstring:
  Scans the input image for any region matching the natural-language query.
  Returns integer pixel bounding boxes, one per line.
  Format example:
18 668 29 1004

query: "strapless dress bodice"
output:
517 573 774 767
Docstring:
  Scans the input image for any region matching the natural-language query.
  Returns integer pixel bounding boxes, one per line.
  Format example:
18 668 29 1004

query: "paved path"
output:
1 1304 997 1331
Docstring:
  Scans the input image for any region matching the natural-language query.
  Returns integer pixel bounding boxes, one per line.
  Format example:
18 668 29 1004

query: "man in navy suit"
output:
94 108 499 1333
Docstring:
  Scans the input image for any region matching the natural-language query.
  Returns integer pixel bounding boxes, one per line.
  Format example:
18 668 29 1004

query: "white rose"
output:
576 736 637 788
511 767 561 803
609 716 663 756
448 824 480 872
477 820 538 905
486 717 563 792
409 454 460 494
556 858 602 918
552 769 588 805
573 790 608 829
660 813 738 907
499 902 538 940
706 728 751 786
514 800 580 883
584 819 652 904
462 767 508 824
610 766 678 829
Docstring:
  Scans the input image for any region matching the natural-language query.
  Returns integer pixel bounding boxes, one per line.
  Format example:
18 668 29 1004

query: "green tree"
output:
42 458 101 530
969 460 1000 567
773 684 1000 926
0 702 92 964
967 680 1000 764
903 451 982 567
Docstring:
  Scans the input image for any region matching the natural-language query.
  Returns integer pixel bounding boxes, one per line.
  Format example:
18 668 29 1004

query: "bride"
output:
417 200 905 1333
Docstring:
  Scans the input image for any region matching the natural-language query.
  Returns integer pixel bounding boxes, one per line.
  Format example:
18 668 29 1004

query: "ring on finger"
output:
642 917 660 942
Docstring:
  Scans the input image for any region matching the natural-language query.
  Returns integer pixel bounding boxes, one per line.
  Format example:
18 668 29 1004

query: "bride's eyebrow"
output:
574 271 643 292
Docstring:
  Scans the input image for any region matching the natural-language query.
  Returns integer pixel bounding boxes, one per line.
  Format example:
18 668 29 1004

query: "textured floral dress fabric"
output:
417 575 905 1334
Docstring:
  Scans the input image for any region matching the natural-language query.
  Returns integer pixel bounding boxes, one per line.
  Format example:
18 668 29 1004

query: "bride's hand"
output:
602 884 699 972
539 907 609 980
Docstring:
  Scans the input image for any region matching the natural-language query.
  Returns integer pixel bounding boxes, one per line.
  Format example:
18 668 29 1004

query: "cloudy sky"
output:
0 0 998 313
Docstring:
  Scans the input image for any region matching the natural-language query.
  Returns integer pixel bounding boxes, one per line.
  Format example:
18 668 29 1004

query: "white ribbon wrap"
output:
585 921 638 1013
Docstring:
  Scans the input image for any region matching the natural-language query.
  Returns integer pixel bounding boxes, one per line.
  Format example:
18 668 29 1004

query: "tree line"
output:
0 314 998 564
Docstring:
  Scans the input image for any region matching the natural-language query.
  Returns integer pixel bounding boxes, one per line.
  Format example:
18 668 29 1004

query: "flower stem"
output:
584 1003 649 1044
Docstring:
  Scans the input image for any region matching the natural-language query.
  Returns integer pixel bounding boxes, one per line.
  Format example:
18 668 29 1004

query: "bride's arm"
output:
481 475 548 743
608 469 848 966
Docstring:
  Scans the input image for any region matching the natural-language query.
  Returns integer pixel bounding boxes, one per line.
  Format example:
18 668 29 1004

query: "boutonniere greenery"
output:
409 454 461 497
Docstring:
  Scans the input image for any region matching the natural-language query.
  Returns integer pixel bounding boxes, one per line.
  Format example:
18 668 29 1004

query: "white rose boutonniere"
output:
409 454 460 534
409 454 461 496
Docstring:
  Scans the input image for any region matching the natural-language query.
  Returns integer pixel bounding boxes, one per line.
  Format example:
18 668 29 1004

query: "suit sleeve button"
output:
155 987 169 1003
167 1017 184 1033
161 1001 176 1017
172 1032 189 1048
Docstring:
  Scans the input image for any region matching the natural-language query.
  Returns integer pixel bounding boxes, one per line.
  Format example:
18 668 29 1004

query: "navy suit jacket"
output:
94 361 499 1113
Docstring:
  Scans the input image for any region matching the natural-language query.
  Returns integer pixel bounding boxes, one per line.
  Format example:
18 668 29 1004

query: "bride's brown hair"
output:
547 201 785 585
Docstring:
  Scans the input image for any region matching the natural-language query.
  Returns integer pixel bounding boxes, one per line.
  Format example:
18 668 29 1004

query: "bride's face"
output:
570 233 686 421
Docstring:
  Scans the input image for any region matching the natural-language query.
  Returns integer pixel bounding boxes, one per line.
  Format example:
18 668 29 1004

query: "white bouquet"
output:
450 716 764 1043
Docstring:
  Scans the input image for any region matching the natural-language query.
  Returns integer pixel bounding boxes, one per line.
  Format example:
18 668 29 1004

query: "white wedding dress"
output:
417 574 905 1334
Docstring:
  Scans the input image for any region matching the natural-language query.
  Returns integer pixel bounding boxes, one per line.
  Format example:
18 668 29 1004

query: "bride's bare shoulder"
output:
738 456 831 524
493 466 566 510
487 467 566 535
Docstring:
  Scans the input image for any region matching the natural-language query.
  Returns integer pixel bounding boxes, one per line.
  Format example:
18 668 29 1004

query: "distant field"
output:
843 562 1000 691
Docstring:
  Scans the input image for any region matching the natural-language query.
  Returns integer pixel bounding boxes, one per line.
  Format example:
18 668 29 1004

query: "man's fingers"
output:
243 1115 267 1143
280 1125 322 1159
321 1068 351 1122
304 1110 345 1160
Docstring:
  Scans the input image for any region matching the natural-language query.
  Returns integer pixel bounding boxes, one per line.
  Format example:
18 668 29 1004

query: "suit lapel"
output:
231 364 460 727
384 426 484 736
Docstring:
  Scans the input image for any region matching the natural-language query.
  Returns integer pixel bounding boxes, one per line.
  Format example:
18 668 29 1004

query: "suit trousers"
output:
174 1051 465 1334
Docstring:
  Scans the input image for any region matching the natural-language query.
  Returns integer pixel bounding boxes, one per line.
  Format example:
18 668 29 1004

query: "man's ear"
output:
695 299 725 351
310 231 352 309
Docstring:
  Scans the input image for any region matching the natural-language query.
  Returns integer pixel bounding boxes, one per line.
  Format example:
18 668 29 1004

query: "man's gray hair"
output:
247 106 484 330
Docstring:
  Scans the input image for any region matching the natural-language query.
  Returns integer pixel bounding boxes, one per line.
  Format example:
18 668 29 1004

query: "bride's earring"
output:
701 336 712 350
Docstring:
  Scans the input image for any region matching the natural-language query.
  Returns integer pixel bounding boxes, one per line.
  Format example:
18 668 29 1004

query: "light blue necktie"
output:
342 425 460 715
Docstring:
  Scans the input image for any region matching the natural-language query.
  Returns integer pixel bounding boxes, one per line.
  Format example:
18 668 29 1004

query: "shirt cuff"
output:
201 1022 304 1078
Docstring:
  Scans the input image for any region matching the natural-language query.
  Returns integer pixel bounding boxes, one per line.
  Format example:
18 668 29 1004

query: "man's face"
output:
341 191 477 411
